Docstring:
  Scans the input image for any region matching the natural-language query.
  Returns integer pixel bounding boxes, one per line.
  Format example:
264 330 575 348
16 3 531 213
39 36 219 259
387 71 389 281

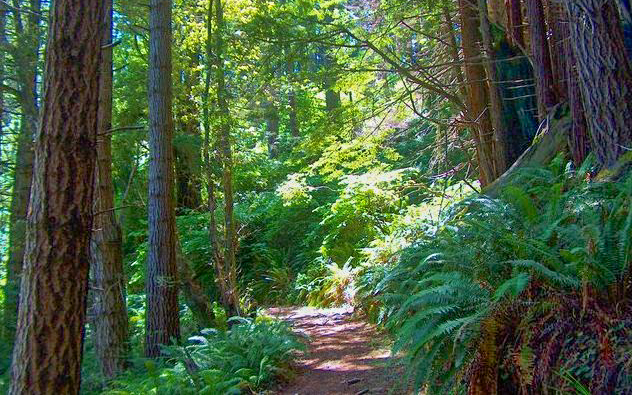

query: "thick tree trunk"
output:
8 0 103 392
547 1 568 102
215 0 240 318
478 0 509 174
146 0 179 358
525 0 557 120
90 0 129 378
566 0 632 167
508 0 525 47
3 0 41 351
458 0 497 185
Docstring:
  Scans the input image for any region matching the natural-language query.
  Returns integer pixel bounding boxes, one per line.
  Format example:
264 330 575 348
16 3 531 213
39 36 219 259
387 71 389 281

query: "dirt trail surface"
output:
264 307 412 395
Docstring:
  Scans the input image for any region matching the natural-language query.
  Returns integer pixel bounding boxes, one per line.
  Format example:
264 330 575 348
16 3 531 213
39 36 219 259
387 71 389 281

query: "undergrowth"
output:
360 158 632 393
95 318 305 395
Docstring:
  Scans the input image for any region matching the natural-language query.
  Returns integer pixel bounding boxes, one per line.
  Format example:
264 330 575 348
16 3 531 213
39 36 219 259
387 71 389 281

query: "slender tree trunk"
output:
3 0 41 351
442 6 468 101
264 96 280 158
478 0 508 174
525 0 557 120
458 0 496 185
566 0 632 167
90 0 129 378
215 0 240 317
175 57 202 211
8 0 103 392
146 0 179 358
0 0 5 182
508 0 525 47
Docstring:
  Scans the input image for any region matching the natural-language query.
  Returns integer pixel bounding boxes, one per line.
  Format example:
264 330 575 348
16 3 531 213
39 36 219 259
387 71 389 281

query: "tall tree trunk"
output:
478 0 509 174
525 0 557 119
3 0 41 352
146 0 179 358
0 0 5 182
547 1 568 102
175 56 202 211
508 0 525 47
566 0 632 167
90 0 129 378
8 0 103 392
264 96 280 158
215 0 240 318
566 35 590 166
442 6 468 101
458 0 496 185
288 90 299 138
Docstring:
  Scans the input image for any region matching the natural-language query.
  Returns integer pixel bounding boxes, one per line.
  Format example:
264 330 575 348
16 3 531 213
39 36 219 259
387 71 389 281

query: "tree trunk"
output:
566 0 632 167
0 0 5 182
3 0 41 352
90 0 129 378
442 6 469 101
508 0 525 47
478 0 509 174
264 96 280 158
458 0 497 185
8 0 103 392
547 1 568 102
175 56 202 211
146 0 179 358
525 0 557 120
215 0 240 318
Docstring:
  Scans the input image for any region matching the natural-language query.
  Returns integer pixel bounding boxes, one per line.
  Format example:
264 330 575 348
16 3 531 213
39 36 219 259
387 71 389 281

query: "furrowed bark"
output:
9 0 103 392
90 0 129 377
146 0 180 358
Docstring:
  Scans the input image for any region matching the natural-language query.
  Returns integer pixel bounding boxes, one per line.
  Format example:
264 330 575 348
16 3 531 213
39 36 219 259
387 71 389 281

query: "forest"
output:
0 0 631 393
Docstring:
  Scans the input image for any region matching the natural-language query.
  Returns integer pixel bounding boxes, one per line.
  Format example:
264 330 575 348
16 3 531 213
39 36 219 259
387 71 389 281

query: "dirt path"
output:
264 307 412 395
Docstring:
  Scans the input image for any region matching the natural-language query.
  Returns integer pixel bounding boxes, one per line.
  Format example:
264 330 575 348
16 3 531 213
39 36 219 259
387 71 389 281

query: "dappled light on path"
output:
265 307 412 395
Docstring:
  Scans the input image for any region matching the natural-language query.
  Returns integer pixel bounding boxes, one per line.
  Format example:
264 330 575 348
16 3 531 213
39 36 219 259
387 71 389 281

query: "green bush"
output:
100 318 305 394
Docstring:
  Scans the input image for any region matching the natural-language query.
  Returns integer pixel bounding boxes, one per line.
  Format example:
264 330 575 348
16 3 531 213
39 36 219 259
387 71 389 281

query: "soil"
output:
264 306 413 395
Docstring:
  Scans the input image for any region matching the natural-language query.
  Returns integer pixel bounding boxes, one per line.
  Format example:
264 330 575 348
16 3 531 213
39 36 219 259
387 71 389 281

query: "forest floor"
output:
263 306 413 395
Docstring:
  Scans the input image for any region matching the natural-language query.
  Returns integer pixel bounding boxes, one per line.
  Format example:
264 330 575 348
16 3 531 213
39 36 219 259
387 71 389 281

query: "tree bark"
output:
8 0 103 392
478 0 509 174
90 0 129 378
3 0 41 352
146 0 179 358
525 0 557 120
547 1 568 102
508 0 525 47
215 0 240 318
566 0 632 168
458 0 497 185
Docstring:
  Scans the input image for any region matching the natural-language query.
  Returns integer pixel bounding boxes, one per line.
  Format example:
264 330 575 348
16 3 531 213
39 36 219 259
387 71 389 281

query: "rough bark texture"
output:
566 0 632 167
146 0 180 358
459 0 497 185
8 0 103 392
90 0 129 378
547 1 568 102
525 0 557 119
478 0 509 174
564 18 590 166
215 0 240 318
3 0 41 351
508 0 525 47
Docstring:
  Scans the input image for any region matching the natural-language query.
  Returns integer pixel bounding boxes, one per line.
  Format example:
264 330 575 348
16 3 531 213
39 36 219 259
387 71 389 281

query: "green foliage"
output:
97 318 304 395
368 165 632 393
